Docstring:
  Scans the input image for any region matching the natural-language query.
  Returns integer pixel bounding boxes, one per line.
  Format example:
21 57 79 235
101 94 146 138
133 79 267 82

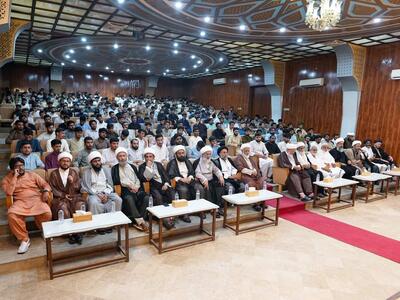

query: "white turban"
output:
287 144 297 150
115 147 128 156
335 137 344 144
173 145 186 154
352 140 361 147
347 132 355 136
321 142 330 147
57 152 72 161
200 145 212 155
297 142 305 148
143 147 156 156
240 143 251 150
87 151 102 163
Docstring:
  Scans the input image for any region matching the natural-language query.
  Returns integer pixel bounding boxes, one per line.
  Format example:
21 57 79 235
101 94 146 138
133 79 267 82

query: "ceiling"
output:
10 0 400 78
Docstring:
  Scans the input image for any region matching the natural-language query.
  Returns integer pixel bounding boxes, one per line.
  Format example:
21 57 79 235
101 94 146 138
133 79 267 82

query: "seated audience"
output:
16 128 42 153
265 134 281 154
74 136 95 167
372 139 397 168
46 128 70 152
250 132 273 180
6 120 24 144
151 134 169 165
344 140 369 173
318 142 345 178
128 138 144 165
226 127 242 156
85 120 99 139
119 129 130 149
64 120 76 139
45 139 62 170
330 138 357 180
344 133 355 149
69 127 84 152
102 137 119 167
36 122 55 141
16 141 44 170
94 128 110 150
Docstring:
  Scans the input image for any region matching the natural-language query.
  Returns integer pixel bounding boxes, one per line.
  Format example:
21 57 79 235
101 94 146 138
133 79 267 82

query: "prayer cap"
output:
240 143 251 150
143 147 156 156
200 145 213 155
87 151 102 163
352 140 362 147
115 147 128 156
57 152 72 161
287 144 298 150
173 145 186 154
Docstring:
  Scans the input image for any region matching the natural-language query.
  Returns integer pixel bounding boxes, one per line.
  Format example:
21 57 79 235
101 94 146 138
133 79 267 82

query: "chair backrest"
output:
272 153 280 167
31 168 46 181
40 139 48 151
0 107 14 119
10 140 18 153
41 151 50 162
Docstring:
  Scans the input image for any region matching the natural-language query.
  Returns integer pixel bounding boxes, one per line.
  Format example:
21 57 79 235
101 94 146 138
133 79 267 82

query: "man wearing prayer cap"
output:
138 147 176 229
278 143 314 202
194 145 225 217
49 152 86 244
344 133 355 149
344 140 368 172
111 147 149 232
81 150 122 233
329 137 357 179
167 145 204 223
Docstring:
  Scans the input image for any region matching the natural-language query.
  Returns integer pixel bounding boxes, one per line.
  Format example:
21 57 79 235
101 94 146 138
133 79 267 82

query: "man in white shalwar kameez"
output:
249 132 273 180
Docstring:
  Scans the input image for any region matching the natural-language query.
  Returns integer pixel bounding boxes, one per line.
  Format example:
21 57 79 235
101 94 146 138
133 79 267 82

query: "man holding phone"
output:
1 157 52 254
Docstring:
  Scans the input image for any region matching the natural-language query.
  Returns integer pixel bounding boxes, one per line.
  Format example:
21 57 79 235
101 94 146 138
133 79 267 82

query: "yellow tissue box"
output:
172 199 188 208
361 171 371 176
245 190 260 197
393 167 400 172
323 177 333 183
73 211 92 223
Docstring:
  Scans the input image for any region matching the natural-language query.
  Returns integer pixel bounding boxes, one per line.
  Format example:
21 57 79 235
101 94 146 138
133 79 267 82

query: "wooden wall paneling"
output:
250 86 271 118
155 78 188 99
282 53 343 135
357 42 400 161
2 62 49 91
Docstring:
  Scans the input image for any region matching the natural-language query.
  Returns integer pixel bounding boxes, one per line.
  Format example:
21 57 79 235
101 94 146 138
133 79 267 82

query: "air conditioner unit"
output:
391 69 400 80
299 78 324 87
213 78 226 85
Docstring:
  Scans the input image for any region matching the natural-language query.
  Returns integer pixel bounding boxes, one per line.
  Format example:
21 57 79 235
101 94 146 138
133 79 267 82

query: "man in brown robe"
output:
49 152 86 244
278 143 314 202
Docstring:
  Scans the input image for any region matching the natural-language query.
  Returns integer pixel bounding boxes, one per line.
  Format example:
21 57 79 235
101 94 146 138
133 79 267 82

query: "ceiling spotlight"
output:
61 62 65 66
147 70 151 73
163 72 167 76
191 55 196 59
69 49 75 54
81 37 87 42
173 42 178 47
309 71 316 78
117 0 125 3
205 68 209 72
126 68 130 72
145 45 151 51
111 70 114 73
72 59 76 63
200 31 206 37
117 79 121 82
65 54 70 59
193 65 198 68
85 45 92 50
239 24 246 31
197 60 201 64
105 66 109 70
204 16 211 23
219 57 223 62
85 74 91 79
99 74 103 77
37 49 43 53
104 77 109 80
373 18 381 23
300 69 307 75
173 49 179 54
181 67 186 71
174 1 183 9
166 69 170 73
297 37 303 43
248 74 253 78
113 43 119 49
279 27 286 33
86 63 91 67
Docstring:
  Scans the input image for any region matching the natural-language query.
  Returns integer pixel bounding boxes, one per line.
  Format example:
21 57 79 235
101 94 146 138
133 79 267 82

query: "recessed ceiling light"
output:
145 45 151 51
105 66 109 70
163 72 166 76
248 74 253 77
173 42 178 47
72 59 76 63
117 0 125 3
205 68 209 72
126 68 130 72
86 74 91 79
166 69 170 73
181 67 186 71
200 31 206 37
173 49 179 54
300 69 307 75
69 49 75 53
297 37 303 43
191 55 196 59
81 37 87 42
65 54 70 59
219 57 223 62
147 70 151 73
239 24 246 31
204 16 211 23
373 18 381 23
104 77 109 80
197 60 201 64
309 71 316 77
85 45 92 50
279 27 286 33
37 49 43 53
61 62 65 66
174 1 183 9
86 63 91 67
99 74 103 77
111 70 114 73
193 65 198 68
113 43 119 49
117 79 121 82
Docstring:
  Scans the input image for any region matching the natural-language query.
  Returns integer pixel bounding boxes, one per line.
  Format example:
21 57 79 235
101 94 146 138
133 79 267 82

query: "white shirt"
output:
102 148 118 166
176 160 189 180
250 140 268 156
58 168 69 187
278 141 287 152
188 136 203 149
219 158 237 179
151 144 169 162
96 121 107 130
119 138 130 149
46 138 70 152
37 132 55 141
90 168 112 194
85 129 99 140
128 148 144 163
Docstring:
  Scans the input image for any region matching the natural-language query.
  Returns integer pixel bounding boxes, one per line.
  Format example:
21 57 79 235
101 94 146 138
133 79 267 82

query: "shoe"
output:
318 193 326 198
17 239 30 254
68 235 77 244
105 228 113 234
163 219 175 230
199 212 206 219
300 196 311 202
75 234 83 245
140 222 149 233
218 207 224 216
253 204 262 212
97 229 106 235
181 215 191 223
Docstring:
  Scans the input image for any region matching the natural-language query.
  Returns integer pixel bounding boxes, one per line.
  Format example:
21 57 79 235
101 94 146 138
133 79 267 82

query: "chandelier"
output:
305 0 342 31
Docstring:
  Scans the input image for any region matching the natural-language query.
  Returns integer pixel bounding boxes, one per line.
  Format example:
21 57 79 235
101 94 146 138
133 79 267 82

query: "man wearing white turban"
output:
344 140 368 172
329 138 358 179
49 152 86 244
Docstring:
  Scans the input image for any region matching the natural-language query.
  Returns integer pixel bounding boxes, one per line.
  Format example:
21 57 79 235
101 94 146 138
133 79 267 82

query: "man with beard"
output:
74 136 95 167
128 138 144 165
226 127 242 156
94 128 110 150
250 132 273 181
111 147 149 232
2 157 52 254
102 137 119 167
138 148 175 229
167 145 203 223
37 122 55 141
344 140 368 173
194 146 225 217
188 127 203 149
372 139 397 168
45 139 62 170
330 138 357 179
49 152 86 245
344 133 355 149
69 127 85 152
16 128 42 153
16 141 44 170
213 146 244 194
81 151 122 229
151 134 169 165
265 134 281 154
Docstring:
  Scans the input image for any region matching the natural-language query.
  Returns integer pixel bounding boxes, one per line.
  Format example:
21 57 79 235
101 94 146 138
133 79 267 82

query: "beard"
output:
132 146 139 150
119 160 128 166
92 165 102 172
60 165 69 170
176 156 186 162
337 147 344 152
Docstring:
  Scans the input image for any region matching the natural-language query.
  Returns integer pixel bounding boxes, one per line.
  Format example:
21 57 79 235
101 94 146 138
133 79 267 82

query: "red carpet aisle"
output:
265 197 400 263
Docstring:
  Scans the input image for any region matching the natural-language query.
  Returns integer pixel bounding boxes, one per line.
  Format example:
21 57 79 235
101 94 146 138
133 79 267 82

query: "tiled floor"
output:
1 196 400 300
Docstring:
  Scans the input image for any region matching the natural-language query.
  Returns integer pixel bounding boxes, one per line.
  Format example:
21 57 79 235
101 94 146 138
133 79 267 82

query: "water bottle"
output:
195 189 200 200
175 192 180 200
148 195 154 207
263 181 267 190
80 204 86 212
228 185 233 195
111 201 116 213
245 183 249 192
355 169 360 176
316 173 321 182
58 210 64 223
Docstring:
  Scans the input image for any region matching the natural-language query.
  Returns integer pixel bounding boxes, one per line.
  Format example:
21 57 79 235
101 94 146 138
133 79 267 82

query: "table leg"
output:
148 213 153 243
327 188 332 213
261 200 265 221
351 184 356 206
235 205 240 235
365 182 371 202
125 224 129 262
199 210 204 233
46 238 53 280
313 184 318 208
158 218 163 254
385 178 389 198
395 177 399 196
211 209 216 241
275 197 280 225
338 187 342 201
117 225 121 247
223 200 227 228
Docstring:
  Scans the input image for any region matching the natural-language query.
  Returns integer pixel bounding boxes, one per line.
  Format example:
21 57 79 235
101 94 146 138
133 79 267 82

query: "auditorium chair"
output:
39 140 47 151
41 152 50 162
0 107 15 125
10 140 18 153
271 154 289 193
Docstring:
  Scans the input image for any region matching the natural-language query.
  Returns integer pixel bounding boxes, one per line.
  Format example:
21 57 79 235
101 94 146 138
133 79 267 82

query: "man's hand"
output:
294 165 301 171
252 169 257 176
14 169 20 178
67 175 74 183
219 177 225 186
161 183 168 191
129 186 138 193
42 191 50 203
203 180 209 190
65 194 72 201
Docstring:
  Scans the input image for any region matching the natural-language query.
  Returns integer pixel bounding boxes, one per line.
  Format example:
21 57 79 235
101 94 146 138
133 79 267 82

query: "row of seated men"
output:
2 142 273 254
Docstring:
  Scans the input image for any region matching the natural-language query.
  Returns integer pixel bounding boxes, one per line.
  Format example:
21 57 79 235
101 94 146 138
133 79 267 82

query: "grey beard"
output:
337 147 344 152
119 160 128 166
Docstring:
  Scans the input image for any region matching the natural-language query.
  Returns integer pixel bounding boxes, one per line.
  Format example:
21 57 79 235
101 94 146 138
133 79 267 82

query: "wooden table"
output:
313 178 359 213
353 173 392 202
222 190 282 235
147 199 218 254
383 170 400 195
42 211 131 279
